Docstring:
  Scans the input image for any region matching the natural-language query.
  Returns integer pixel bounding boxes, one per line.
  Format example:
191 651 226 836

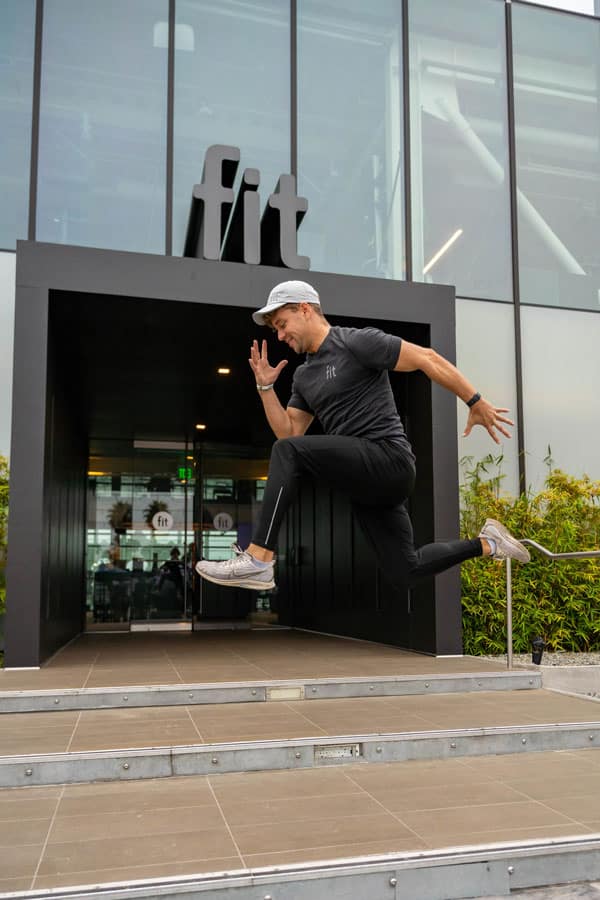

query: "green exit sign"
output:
178 467 193 481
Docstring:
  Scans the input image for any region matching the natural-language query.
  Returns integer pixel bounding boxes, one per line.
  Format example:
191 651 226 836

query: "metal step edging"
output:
0 671 541 714
6 835 600 900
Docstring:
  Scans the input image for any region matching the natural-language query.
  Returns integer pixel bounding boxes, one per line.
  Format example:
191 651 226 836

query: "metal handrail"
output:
521 539 600 561
505 540 600 670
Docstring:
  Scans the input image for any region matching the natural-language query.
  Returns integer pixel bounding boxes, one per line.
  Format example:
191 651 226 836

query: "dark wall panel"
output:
280 481 418 650
314 487 331 612
331 491 353 612
39 316 88 660
4 286 48 667
276 325 438 652
296 480 316 627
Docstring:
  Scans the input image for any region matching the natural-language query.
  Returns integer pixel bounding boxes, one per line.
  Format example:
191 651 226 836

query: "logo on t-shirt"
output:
326 365 336 380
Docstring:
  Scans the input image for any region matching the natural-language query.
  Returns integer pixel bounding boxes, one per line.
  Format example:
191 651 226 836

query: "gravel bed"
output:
481 652 600 667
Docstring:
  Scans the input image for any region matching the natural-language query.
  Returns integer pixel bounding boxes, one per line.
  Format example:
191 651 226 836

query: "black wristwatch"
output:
466 392 481 408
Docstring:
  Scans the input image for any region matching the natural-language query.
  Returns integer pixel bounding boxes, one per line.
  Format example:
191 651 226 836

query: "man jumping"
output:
195 280 529 591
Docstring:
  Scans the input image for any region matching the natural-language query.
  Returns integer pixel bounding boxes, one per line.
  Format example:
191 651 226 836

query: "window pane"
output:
409 0 512 301
298 0 405 279
173 0 290 257
456 298 519 497
0 0 35 250
521 306 600 491
513 4 600 310
523 0 596 15
37 0 167 254
0 253 16 458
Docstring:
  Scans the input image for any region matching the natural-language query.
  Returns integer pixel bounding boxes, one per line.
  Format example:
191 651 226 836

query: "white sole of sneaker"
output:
196 569 275 591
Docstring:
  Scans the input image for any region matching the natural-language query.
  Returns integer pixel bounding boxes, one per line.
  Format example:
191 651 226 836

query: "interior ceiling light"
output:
217 367 231 375
423 228 463 275
195 423 207 431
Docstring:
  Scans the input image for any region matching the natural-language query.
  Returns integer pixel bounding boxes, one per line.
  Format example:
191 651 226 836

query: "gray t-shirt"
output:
288 325 412 450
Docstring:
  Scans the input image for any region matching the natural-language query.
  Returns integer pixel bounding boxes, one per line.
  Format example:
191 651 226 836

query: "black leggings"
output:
251 435 482 591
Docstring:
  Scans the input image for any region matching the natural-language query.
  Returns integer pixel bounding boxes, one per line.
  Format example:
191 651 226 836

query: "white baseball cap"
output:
252 280 320 326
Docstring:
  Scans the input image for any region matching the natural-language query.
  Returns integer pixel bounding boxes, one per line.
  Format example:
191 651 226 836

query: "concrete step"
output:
0 631 522 699
1 688 599 787
6 838 600 900
3 720 600 789
0 670 541 713
0 687 583 758
2 751 600 898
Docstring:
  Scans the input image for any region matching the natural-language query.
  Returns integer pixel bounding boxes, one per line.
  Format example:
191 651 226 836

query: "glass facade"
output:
408 0 512 301
521 306 600 492
0 0 35 250
455 297 520 496
297 0 405 279
513 3 600 310
173 0 290 255
36 0 168 254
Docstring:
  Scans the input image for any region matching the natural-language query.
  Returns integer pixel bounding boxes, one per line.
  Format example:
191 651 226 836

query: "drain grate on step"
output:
314 742 362 761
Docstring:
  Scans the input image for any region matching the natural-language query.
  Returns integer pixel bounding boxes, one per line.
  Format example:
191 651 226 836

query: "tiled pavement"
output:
0 630 507 691
1 750 600 892
1 631 600 895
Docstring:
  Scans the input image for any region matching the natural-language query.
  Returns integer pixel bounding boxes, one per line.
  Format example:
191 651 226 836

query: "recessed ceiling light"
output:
217 367 231 375
195 423 207 431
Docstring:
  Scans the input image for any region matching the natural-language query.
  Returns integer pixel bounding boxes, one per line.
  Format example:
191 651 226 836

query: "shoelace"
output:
229 544 275 567
214 550 251 570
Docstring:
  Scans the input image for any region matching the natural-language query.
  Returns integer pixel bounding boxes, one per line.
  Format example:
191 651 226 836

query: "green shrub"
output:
460 454 600 655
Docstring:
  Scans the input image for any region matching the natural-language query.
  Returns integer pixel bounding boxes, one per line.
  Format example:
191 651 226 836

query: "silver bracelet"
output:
256 383 274 392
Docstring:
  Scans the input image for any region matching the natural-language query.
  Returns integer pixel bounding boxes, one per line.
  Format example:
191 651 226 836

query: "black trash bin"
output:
532 636 545 665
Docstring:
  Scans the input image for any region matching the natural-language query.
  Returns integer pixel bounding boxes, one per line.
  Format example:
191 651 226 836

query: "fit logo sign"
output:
183 144 310 270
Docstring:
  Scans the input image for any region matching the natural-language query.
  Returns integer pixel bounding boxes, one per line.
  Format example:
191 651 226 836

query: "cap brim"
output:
253 299 321 326
252 300 288 326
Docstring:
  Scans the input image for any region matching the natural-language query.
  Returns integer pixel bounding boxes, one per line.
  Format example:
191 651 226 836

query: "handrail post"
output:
501 539 599 671
506 557 513 670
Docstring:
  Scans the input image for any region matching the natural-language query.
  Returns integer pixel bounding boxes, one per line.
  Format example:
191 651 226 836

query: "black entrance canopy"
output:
6 241 461 666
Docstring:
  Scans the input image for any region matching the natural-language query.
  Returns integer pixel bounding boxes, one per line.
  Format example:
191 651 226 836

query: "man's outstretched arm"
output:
249 339 314 439
393 340 513 445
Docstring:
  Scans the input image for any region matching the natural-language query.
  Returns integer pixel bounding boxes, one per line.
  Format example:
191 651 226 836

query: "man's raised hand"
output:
463 396 514 445
249 339 288 387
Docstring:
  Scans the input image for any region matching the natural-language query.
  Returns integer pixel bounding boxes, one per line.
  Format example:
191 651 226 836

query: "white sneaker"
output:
479 518 530 563
195 551 275 590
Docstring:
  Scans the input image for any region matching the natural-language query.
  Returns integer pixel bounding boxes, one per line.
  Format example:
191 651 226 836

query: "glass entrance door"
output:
85 440 273 630
193 444 272 623
86 440 194 630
